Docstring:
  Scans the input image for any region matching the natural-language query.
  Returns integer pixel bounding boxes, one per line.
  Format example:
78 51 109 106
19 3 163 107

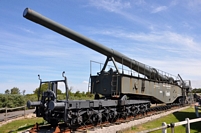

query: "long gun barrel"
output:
23 8 172 82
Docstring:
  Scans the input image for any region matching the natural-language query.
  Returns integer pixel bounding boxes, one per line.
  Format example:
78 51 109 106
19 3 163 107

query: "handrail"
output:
0 106 25 111
138 117 201 133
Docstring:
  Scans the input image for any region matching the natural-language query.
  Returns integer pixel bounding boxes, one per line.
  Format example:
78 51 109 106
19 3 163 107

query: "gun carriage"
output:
24 8 191 126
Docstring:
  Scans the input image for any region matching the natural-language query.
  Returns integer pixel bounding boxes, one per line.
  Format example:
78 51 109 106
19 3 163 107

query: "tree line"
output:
0 83 93 109
191 88 201 93
4 87 25 95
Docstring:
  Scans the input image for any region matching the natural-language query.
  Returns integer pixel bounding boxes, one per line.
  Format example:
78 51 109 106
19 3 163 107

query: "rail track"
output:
24 104 188 133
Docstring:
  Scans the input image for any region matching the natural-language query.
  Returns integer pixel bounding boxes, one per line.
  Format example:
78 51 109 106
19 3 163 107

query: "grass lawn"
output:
124 106 201 133
0 117 44 133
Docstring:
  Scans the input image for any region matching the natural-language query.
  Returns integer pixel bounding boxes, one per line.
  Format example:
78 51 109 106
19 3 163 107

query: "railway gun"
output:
24 8 192 126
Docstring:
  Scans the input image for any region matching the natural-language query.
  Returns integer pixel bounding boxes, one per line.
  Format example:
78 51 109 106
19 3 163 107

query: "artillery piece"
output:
24 8 191 126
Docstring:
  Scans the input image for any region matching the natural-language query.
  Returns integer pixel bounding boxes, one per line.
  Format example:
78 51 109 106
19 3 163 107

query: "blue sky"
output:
1 0 201 94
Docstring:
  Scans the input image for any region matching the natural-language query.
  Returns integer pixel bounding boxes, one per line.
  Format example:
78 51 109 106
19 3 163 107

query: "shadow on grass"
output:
173 111 201 132
16 122 44 132
17 124 35 131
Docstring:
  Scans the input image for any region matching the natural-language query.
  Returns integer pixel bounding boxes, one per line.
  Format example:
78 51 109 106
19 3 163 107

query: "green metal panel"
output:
121 76 182 103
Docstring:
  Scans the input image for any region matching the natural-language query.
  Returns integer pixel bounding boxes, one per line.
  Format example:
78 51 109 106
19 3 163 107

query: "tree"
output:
57 89 62 94
33 83 62 95
86 91 93 97
22 90 26 95
10 87 20 94
191 88 201 93
81 91 85 97
33 83 49 95
68 86 73 97
74 90 82 98
5 89 10 94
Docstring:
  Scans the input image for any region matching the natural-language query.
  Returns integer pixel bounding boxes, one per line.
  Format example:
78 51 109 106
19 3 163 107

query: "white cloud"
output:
89 0 131 12
133 0 146 6
68 82 89 93
182 22 193 30
170 0 178 7
83 81 89 84
186 0 201 12
151 6 167 13
191 80 201 89
88 0 151 26
18 27 35 34
89 28 201 54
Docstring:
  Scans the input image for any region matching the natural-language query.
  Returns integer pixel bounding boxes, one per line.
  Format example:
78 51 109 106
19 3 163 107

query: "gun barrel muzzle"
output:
27 100 41 109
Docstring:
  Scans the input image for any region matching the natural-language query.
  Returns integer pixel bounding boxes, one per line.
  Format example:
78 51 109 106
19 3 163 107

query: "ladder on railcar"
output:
111 75 119 97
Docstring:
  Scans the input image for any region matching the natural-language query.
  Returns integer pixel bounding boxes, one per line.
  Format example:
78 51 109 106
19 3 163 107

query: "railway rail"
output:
26 104 187 133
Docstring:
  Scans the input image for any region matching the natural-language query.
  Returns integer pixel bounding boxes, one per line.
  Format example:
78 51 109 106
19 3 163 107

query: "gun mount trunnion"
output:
24 8 191 126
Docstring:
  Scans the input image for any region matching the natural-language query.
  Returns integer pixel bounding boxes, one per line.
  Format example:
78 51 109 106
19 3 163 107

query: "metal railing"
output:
138 105 201 133
138 117 201 133
89 60 177 81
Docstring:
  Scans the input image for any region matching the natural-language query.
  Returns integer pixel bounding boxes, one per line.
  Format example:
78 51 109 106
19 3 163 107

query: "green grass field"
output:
0 117 44 133
124 106 201 133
